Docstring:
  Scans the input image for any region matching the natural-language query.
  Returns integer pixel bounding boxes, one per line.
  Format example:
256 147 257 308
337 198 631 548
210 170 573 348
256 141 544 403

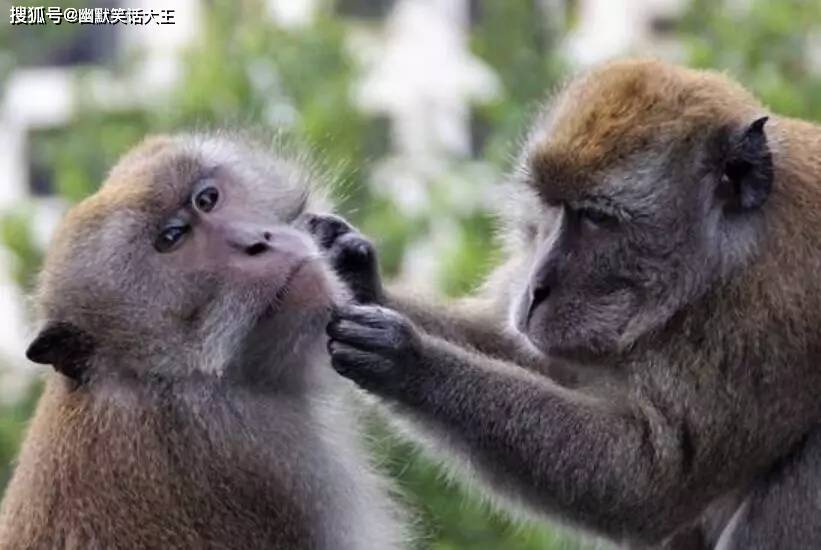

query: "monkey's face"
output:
511 176 712 362
32 135 340 382
511 62 773 362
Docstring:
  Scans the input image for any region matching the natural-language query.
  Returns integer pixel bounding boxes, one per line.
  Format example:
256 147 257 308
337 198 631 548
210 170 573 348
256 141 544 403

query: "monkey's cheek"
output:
277 265 336 313
528 315 623 362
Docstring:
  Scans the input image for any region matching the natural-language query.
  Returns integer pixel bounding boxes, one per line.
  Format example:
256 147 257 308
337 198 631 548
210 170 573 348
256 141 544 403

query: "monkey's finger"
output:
332 303 400 328
327 233 383 304
328 341 392 379
301 213 352 249
330 233 375 266
327 319 392 350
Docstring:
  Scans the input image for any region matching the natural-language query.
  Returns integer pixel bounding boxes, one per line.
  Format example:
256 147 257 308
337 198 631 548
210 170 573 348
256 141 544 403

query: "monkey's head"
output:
26 134 339 385
512 59 778 362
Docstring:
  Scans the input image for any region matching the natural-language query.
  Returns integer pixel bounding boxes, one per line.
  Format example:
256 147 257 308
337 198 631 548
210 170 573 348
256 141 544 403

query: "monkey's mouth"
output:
519 288 637 362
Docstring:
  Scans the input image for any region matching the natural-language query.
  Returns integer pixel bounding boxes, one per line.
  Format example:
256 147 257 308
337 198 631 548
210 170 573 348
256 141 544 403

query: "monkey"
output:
0 133 407 550
310 59 821 549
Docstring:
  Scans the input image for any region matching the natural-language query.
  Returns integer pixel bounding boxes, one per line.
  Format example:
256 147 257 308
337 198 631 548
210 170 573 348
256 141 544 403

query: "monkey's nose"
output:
527 284 551 323
225 223 275 256
244 241 271 257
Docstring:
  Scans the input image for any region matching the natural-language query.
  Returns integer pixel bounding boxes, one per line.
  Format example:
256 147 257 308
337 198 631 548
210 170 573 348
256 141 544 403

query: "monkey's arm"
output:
382 291 547 368
306 214 536 365
326 305 773 544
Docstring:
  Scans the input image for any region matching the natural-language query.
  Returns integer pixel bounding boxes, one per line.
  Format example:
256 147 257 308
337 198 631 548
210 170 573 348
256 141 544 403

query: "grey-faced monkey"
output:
315 59 821 549
0 134 406 549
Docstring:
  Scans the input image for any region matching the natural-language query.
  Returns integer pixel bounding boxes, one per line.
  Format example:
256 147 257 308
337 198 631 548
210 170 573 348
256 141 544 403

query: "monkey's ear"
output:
26 322 95 381
718 116 774 212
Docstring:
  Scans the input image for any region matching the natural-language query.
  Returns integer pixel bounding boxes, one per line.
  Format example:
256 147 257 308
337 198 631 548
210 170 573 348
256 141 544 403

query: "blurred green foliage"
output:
682 0 821 121
1 0 820 548
0 384 39 490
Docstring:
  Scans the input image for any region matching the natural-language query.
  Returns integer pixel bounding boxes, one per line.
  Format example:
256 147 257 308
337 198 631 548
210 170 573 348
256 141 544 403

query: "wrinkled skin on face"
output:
32 134 340 384
511 92 771 363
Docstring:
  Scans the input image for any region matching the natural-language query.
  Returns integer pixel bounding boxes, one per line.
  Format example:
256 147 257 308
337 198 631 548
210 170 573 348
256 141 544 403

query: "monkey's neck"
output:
633 282 821 425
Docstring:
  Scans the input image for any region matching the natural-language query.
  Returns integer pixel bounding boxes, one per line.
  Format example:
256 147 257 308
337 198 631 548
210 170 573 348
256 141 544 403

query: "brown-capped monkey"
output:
313 59 821 549
0 134 406 549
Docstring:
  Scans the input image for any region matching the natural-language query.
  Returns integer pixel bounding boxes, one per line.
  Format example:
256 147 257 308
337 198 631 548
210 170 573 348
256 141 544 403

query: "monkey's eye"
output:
193 186 219 213
154 224 190 253
578 207 618 228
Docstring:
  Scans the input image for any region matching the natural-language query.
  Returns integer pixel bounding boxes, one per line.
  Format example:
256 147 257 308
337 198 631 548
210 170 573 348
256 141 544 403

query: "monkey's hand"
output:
305 214 384 304
327 304 425 396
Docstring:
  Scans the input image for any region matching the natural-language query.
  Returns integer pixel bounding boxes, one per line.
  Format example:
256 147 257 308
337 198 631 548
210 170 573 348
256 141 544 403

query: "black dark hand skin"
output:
326 304 427 399
303 213 384 304
306 213 451 400
305 213 428 394
306 213 448 398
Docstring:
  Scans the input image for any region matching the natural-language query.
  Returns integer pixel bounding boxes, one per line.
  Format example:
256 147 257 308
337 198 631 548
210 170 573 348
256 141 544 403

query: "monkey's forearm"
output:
383 291 540 368
311 216 540 367
383 292 490 345
393 336 711 542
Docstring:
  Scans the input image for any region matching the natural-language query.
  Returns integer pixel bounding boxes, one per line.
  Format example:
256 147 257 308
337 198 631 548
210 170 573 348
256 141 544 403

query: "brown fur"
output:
533 59 759 174
1 380 317 548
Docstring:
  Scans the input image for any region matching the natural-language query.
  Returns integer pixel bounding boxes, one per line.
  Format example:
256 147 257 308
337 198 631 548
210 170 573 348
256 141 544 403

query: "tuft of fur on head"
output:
525 58 763 188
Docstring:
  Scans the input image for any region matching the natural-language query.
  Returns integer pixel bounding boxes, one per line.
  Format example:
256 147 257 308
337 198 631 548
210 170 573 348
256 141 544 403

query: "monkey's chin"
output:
544 344 615 366
524 325 621 365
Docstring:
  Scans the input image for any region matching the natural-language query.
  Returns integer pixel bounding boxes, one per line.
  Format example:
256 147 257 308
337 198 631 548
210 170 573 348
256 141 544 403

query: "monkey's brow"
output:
197 165 221 181
189 165 221 190
173 165 222 208
572 195 636 221
522 167 638 221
